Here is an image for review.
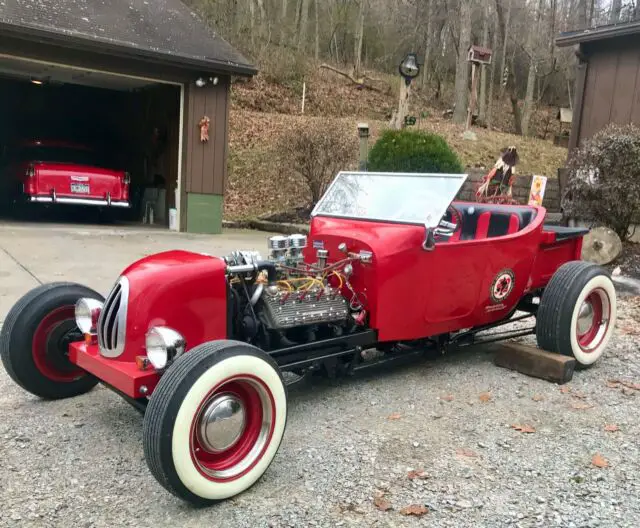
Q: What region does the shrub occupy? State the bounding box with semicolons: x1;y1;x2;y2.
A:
368;129;463;174
564;123;640;240
278;121;356;206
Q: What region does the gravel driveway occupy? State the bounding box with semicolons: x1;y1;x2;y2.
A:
1;223;639;527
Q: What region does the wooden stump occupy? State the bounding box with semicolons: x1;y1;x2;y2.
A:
489;342;576;384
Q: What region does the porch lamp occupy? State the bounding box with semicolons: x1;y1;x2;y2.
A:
399;53;420;85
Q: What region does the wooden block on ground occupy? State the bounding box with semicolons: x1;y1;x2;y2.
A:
490;342;576;384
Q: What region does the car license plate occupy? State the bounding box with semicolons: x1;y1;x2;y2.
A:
71;183;90;194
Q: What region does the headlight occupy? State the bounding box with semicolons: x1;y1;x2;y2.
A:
75;298;103;334
145;327;186;370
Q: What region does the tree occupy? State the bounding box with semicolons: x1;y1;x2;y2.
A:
453;0;472;124
521;0;544;136
353;0;366;77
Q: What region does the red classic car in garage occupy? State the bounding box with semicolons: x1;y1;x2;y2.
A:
1;171;617;506
1;139;130;208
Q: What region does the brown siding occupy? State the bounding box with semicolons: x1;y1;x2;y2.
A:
578;37;640;145
185;77;230;195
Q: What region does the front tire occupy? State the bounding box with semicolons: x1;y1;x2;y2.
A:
0;283;103;399
536;261;617;367
143;340;287;505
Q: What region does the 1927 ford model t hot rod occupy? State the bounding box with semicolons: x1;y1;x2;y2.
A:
1;171;617;505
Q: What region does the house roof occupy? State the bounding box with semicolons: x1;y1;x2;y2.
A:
556;20;640;47
0;0;256;76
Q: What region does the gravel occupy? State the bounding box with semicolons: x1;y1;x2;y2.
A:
1;298;639;528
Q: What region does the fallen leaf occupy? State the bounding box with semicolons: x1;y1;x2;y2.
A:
511;424;536;433
560;386;571;394
604;424;619;432
387;413;402;421
399;504;429;517
532;394;544;402
607;379;640;391
407;469;429;480
373;496;392;511
572;391;587;400
571;402;594;410
591;453;609;468
622;387;637;397
456;448;478;458
441;394;454;401
479;392;492;403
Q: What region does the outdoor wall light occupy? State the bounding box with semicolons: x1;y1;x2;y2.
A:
195;76;220;87
399;53;420;84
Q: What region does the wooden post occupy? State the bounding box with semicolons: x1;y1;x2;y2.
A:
392;80;411;130
301;81;306;114
466;62;480;130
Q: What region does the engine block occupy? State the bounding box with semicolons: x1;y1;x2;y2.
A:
260;290;350;330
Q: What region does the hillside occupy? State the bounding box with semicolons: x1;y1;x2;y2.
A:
225;67;569;221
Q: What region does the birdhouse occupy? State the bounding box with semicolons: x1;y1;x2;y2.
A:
467;45;492;65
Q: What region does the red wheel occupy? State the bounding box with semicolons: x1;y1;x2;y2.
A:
1;283;102;399
190;376;275;482
576;289;610;352
143;340;287;505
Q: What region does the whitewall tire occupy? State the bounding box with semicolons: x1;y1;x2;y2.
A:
143;340;287;505
537;261;617;367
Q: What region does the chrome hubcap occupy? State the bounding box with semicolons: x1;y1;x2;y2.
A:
577;301;594;335
198;394;246;453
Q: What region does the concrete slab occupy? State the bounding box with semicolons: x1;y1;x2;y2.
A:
0;222;276;321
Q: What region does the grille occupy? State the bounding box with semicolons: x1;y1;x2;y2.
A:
98;276;129;358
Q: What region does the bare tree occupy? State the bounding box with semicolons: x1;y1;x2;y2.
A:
297;0;310;51
522;0;544;136
353;0;366;77
421;0;433;88
453;0;472;124
478;0;490;123
610;0;622;22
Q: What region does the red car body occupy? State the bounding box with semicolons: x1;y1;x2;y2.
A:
68;202;582;399
3;140;130;208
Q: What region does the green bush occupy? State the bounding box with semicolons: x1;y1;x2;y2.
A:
368;129;463;173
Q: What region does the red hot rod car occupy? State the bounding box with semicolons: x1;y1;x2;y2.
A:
1;171;617;505
0;140;130;208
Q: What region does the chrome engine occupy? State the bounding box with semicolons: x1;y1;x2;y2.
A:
225;233;364;341
260;287;349;330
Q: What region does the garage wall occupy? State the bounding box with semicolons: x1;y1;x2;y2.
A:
184;76;230;234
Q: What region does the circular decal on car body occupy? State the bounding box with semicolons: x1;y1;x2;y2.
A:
490;269;515;303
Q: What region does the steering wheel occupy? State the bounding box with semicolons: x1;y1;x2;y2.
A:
435;205;462;239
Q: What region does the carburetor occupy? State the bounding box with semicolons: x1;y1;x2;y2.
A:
268;234;307;266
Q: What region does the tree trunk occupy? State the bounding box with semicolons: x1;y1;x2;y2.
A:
510;93;523;135
297;0;310;51
453;0;472;124
478;0;490;123
577;0;588;29
421;0;433;87
354;0;366;78
487;13;499;128
610;0;622;23
496;0;512;99
249;0;255;46
521;0;543;136
314;0;320;60
280;0;288;44
255;0;267;39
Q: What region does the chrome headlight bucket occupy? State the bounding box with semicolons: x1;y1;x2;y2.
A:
145;326;186;370
75;298;104;334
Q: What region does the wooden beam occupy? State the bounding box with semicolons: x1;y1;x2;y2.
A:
490;342;576;384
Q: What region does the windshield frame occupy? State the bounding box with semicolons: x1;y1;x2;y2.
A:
311;171;468;228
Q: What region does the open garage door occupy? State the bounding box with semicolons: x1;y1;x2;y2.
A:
0;55;182;228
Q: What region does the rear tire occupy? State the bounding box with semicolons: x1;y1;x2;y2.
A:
143;340;287;505
536;261;616;367
0;283;103;399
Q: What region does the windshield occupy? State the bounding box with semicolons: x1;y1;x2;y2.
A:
311;171;467;228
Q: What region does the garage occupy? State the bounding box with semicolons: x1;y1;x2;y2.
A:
0;0;255;234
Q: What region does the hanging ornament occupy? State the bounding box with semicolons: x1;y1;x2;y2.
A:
198;116;211;143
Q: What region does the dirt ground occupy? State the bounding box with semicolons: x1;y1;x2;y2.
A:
1;222;639;528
